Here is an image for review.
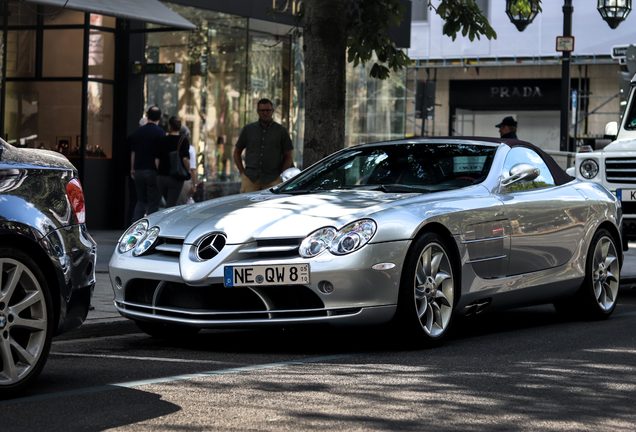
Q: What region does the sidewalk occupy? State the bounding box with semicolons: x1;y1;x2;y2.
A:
85;230;636;326
87;230;124;324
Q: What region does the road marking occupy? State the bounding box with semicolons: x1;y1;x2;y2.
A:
0;354;348;406
49;351;234;365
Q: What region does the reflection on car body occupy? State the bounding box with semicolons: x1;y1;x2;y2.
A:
0;140;95;398
109;137;623;346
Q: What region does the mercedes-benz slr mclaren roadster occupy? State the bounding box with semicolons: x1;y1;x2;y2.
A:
109;138;624;345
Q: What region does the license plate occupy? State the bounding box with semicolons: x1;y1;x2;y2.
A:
224;264;310;287
617;189;636;201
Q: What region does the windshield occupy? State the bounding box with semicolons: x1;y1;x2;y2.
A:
277;142;497;194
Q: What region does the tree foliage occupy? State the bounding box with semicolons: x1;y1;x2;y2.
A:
345;0;543;80
300;0;543;167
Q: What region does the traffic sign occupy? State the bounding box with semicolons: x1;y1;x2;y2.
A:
612;44;629;60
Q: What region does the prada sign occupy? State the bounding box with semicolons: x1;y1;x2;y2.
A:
450;79;581;109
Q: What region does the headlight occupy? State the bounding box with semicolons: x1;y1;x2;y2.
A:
331;219;377;255
118;220;149;254
299;227;337;258
299;219;377;258
579;159;599;179
133;226;160;256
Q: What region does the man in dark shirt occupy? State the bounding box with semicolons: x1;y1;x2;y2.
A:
233;98;293;192
496;116;518;139
129;105;165;221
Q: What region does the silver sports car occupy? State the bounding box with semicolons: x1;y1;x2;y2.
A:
109;138;624;345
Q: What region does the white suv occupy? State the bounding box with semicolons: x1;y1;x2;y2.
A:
573;73;636;240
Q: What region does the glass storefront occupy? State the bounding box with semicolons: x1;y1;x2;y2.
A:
145;4;301;188
346;62;407;145
0;0;408;227
1;3;115;159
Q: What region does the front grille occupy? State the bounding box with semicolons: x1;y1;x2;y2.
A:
152;236;184;257
620;201;636;216
605;157;636;184
120;278;338;322
238;237;303;259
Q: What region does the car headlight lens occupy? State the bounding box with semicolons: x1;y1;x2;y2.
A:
299;219;377;258
579;159;599;179
331;219;377;255
133;226;160;256
118;220;148;254
299;227;337;258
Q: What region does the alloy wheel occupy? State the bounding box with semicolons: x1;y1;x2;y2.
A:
414;242;454;337
0;258;49;387
591;235;619;311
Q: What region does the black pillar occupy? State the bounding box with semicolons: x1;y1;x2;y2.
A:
560;0;573;152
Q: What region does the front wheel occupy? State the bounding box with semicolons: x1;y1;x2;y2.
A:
0;249;53;399
395;232;457;346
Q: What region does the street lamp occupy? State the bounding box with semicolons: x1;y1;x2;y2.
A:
505;0;540;31
507;0;631;153
598;0;632;29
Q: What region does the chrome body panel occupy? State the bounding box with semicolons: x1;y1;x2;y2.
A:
109;138;623;328
0;142;96;334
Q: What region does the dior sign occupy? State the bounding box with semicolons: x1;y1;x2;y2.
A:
490;86;544;99
272;0;302;15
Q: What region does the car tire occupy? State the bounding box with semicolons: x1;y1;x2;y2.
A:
135;320;200;339
395;232;458;347
578;228;620;319
555;229;620;320
0;248;53;399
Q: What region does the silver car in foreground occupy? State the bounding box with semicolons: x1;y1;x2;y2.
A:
109;138;623;345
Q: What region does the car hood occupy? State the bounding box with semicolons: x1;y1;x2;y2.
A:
151;190;419;243
1;142;76;170
598;137;636;153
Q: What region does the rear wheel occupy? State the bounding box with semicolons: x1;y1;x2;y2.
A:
0;248;53;398
395;232;457;346
135;320;200;339
555;229;620;319
580;229;620;319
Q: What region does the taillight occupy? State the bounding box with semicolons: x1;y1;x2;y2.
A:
66;178;86;224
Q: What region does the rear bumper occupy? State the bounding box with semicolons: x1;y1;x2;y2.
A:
41;225;97;334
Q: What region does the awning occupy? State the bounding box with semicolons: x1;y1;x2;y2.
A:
26;0;195;29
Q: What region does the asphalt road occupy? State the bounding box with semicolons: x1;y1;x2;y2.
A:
4;287;636;431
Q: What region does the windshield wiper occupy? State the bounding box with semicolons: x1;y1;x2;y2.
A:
365;184;433;193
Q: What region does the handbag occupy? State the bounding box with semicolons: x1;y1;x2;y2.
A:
168;135;190;180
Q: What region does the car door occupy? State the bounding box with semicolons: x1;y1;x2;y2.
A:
498;147;589;275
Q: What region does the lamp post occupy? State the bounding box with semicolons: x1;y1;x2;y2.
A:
560;1;573;152
506;0;631;153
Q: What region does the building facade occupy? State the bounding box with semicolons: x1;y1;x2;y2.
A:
0;0;407;229
6;1;628;230
405;0;636;163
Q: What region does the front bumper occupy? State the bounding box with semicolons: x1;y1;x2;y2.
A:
109;240;411;328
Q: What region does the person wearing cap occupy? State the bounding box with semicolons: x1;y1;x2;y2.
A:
496;116;518;139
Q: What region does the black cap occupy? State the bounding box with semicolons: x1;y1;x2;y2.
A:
496;116;517;128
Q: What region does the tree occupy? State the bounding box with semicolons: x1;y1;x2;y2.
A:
301;0;539;167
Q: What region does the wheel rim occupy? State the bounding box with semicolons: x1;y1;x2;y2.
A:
414;242;454;337
591;236;620;312
0;258;48;386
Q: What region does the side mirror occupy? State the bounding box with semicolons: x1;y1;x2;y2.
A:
604;121;618;140
280;167;301;182
565;166;575;177
501;163;540;188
